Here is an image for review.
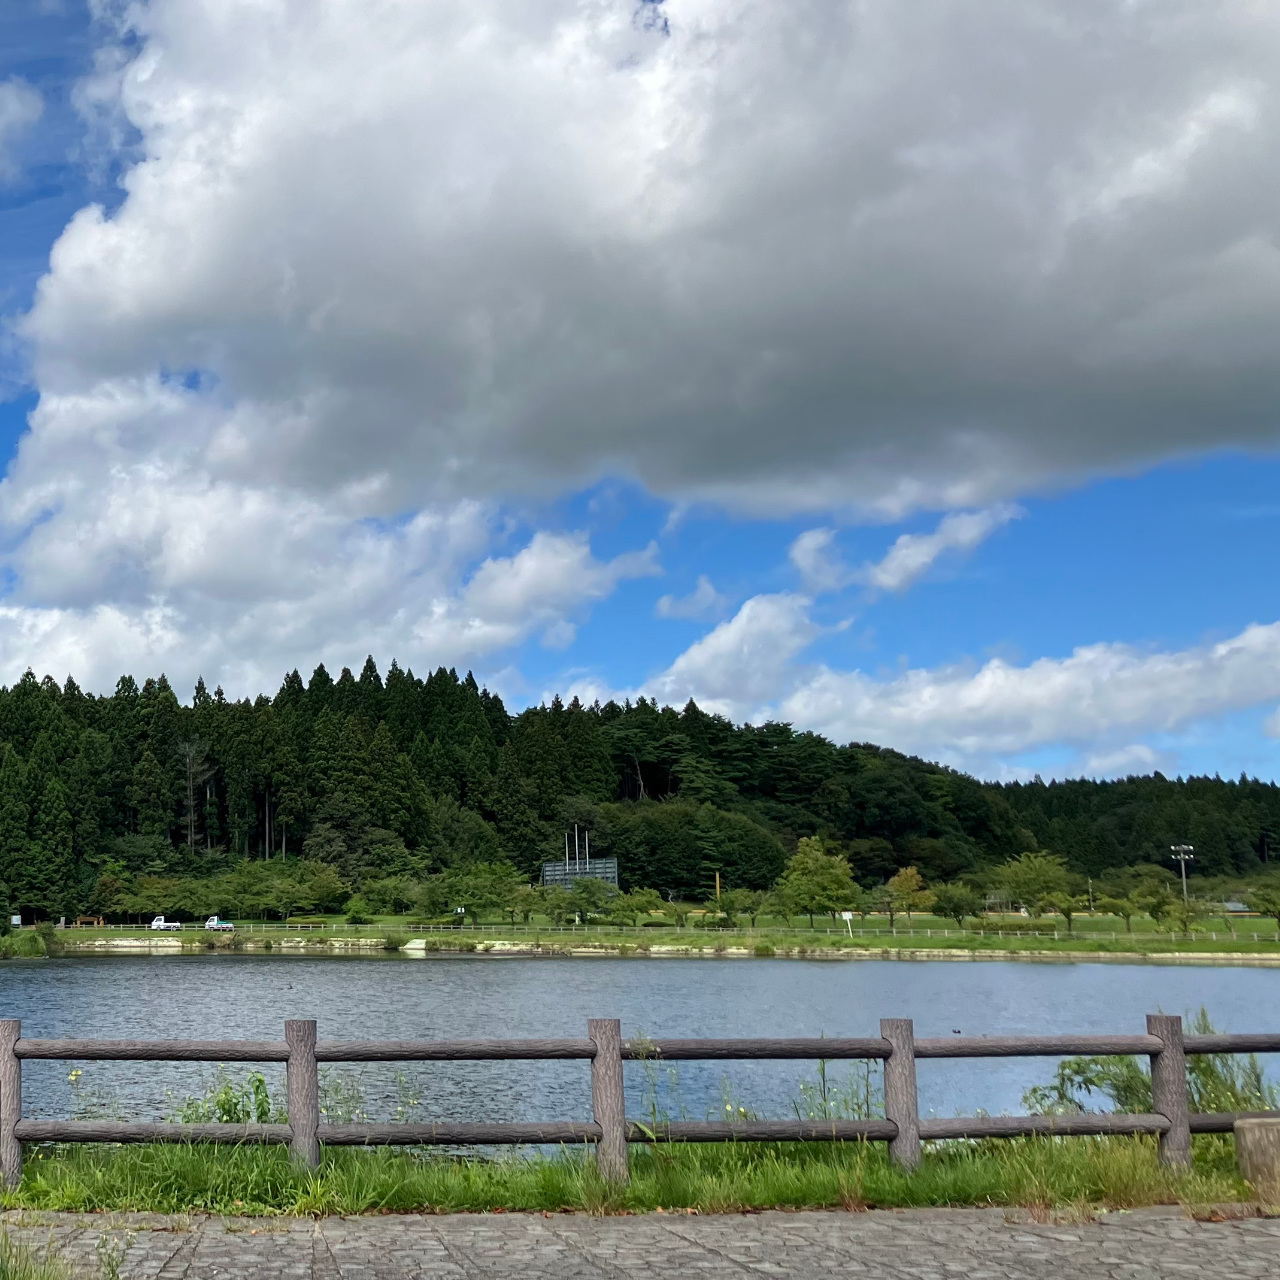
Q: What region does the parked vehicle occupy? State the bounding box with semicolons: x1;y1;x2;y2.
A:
149;916;182;931
204;916;235;932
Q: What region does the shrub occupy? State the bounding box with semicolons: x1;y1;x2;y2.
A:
967;919;1052;935
381;930;409;951
754;943;776;957
0;931;45;959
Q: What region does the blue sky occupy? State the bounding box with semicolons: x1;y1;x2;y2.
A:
4;0;1280;782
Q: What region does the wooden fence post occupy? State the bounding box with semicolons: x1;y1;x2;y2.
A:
0;1019;19;1189
588;1018;629;1184
285;1019;320;1169
881;1017;920;1171
1147;1014;1190;1168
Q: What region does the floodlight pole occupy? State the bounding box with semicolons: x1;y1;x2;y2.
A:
1170;845;1194;902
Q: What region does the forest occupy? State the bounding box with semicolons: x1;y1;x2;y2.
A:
0;657;1277;921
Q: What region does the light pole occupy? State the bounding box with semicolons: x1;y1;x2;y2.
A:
1170;845;1194;902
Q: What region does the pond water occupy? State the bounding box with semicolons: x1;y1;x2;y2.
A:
2;954;1277;1129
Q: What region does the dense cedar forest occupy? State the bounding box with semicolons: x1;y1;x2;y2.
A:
0;657;1276;920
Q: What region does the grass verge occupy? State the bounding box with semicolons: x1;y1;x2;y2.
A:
0;1136;1251;1217
0;1232;68;1280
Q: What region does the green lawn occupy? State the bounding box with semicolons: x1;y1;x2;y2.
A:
0;1135;1256;1217
39;909;1280;958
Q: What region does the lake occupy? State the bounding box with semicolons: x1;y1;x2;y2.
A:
2;954;1277;1129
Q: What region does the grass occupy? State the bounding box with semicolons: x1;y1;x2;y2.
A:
0;1135;1253;1217
0;932;45;960
34;911;1280;961
0;1232;69;1280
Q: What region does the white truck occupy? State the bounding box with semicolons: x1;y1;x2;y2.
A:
204;916;235;932
149;916;182;931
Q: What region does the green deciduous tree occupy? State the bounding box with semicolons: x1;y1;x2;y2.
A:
1096;895;1136;933
996;850;1069;915
776;837;858;928
886;865;932;922
930;882;985;928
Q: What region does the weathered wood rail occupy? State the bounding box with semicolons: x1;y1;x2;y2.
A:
0;1014;1276;1187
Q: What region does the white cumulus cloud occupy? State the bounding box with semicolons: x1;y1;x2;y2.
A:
9;0;1280;709
646;593;818;713
790;506;1019;595
655;574;728;620
21;0;1280;517
856;506;1022;593
0;78;42;179
592;593;1280;773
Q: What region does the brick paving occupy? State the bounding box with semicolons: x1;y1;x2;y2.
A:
3;1206;1278;1279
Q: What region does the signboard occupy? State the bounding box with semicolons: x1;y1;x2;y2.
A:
10;915;20;927
839;911;853;920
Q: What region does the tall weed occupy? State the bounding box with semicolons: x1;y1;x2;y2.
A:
1024;1008;1278;1116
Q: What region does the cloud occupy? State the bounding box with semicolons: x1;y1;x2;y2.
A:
0;78;42;179
606;591;1280;773
856;506;1022;593
437;532;660;653
9;0;1280;703
656;574;728;620
18;0;1280;523
790;506;1019;595
789;530;850;594
781;622;1280;765
0;406;656;694
646;593;817;713
1082;743;1166;778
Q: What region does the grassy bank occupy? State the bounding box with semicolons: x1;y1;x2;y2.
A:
30;915;1280;962
0;1136;1255;1217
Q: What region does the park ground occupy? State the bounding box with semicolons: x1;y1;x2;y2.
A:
12;907;1280;963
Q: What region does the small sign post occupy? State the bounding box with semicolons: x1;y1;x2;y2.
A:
840;910;854;937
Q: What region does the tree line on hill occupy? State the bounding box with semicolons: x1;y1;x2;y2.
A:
0;657;1276;923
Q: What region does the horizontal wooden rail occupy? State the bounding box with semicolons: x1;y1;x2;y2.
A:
1183;1034;1280;1055
14;1121;292;1144
315;1039;595;1061
14;1039;290;1061
319;1122;602;1145
620;1038;889;1060
11;1032;1279;1064
14;1111;1275;1149
1189;1111;1280;1133
914;1035;1163;1058
920;1114;1170;1138
628;1120;898;1142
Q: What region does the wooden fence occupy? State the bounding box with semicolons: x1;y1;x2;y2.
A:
1;1014;1277;1187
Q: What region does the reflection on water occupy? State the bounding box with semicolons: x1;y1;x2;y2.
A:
2;953;1277;1126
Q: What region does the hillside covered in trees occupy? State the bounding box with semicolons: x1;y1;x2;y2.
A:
0;657;1276;920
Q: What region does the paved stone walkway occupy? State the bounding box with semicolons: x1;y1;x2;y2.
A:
3;1206;1277;1279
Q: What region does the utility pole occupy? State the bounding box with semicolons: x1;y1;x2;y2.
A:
1170;845;1194;902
